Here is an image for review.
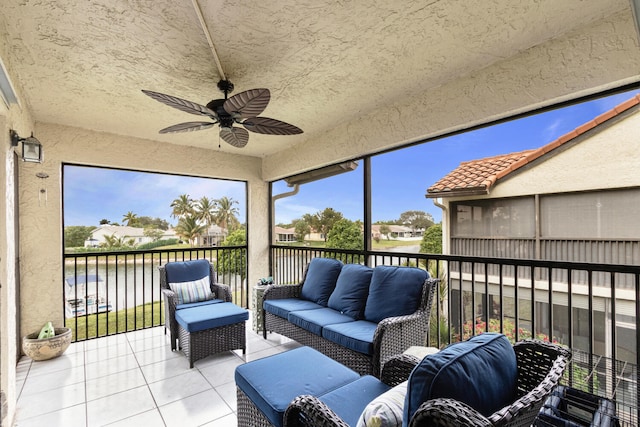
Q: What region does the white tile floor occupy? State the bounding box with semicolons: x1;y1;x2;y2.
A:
14;324;301;427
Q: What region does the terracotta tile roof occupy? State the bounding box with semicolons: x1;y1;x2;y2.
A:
426;94;640;198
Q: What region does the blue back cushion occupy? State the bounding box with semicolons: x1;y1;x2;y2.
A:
327;264;373;319
300;258;343;306
164;259;211;283
364;266;428;323
403;333;518;426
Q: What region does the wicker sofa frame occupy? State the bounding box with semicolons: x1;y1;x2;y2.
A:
261;265;438;377
282;340;571;427
159;262;232;351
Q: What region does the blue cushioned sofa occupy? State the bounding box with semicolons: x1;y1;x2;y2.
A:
279;334;571;427
262;257;438;376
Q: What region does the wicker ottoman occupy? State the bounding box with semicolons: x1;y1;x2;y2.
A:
175;302;249;368
235;346;361;427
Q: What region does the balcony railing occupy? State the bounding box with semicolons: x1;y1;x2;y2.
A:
63;246;248;342
270;245;639;425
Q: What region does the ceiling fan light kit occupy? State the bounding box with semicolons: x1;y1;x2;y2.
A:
142;79;302;148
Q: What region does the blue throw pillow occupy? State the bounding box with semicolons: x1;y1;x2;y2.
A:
402;333;518;427
328;264;373;319
300;258;343;306
363;266;428;323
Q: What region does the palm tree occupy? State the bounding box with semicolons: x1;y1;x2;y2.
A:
174;216;206;246
195;196;217;246
214;196;240;231
122;211;138;226
170;194;194;220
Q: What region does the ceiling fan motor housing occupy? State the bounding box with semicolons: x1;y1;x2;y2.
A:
206;98;235;127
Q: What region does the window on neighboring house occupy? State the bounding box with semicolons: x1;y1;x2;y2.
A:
451;197;535;238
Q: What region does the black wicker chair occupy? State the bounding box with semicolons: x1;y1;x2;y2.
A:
283;339;571;427
158;260;232;351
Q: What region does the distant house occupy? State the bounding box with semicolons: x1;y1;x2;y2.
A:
84;225;176;247
371;224;422;240
275;226;296;242
199;224;227;246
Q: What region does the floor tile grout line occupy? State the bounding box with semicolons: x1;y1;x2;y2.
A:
126;329;169;427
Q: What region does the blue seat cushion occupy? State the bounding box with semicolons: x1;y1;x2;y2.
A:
175;302;248;333
300;257;343;306
364;266;428;323
288;308;355;335
328;264;373;319
321;320;377;355
403;333;518;427
263;298;324;319
319;376;390;426
176;299;224;310
164;259;211;283
235;346;360;427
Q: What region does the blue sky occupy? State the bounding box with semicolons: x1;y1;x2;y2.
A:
274;89;640;224
65;89;639;227
63;168;246;227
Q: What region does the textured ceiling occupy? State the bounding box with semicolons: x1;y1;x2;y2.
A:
0;0;633;158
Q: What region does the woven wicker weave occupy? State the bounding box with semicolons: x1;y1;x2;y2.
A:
178;319;245;368
282;340;571;427
237;386;281;427
159;262;232;351
262;270;438;377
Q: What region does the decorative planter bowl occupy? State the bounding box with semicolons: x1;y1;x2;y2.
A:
22;327;72;361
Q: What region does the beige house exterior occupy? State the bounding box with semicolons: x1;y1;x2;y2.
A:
2;3;640;425
85;225;177;247
426;96;640;361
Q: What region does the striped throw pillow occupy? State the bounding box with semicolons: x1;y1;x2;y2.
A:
169;276;213;304
356;381;407;427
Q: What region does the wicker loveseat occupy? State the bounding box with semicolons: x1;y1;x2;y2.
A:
282;334;571;427
262;257;438;377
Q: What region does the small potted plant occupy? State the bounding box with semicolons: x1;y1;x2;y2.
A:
22;321;72;361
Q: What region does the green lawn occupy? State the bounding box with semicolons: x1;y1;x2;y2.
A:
66;301;164;341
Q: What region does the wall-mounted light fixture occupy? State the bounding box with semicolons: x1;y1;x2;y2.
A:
10;129;43;163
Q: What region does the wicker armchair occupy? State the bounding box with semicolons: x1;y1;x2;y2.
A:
159;260;232;351
262;263;437;377
283;339;571;427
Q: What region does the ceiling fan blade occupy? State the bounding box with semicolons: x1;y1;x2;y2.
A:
220;127;249;148
223;88;270;119
142;90;217;119
242;117;303;135
159;122;215;134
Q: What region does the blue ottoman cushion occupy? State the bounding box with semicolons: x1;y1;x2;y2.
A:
321;320;378;355
300;257;343;306
288;308;355;335
364;266;429;323
263;298;324;319
403;333;518;426
175;302;248;333
319;375;390;426
235;347;360;427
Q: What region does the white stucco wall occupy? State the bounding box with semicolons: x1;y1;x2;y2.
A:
490;109;640;198
0;84;35;427
262;10;640;182
18;122;269;339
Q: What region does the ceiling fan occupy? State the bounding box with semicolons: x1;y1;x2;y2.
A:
142;79;303;148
